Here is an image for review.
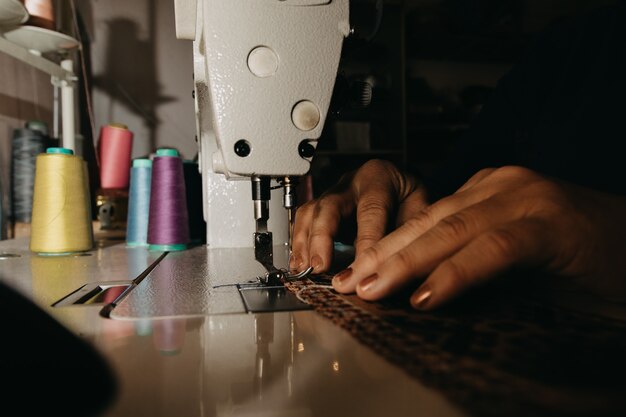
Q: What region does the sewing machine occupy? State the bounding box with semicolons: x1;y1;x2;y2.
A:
174;0;349;283
157;0;353;313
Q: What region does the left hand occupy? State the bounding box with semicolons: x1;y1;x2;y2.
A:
291;159;424;274
332;166;626;310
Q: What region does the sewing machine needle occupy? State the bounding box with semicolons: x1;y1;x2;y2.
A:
287;207;294;254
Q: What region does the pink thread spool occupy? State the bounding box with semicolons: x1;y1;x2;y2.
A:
99;123;133;189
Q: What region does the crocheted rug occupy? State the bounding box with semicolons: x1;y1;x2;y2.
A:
285;276;626;417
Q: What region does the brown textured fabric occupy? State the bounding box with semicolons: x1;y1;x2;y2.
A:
286;276;626;417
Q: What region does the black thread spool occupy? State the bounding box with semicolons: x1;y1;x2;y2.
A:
183;160;206;244
11;126;48;224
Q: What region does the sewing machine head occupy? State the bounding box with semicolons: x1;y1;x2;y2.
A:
174;0;350;257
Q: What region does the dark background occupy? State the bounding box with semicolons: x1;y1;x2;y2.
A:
309;0;618;197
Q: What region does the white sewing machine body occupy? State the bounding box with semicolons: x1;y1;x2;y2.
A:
174;0;350;248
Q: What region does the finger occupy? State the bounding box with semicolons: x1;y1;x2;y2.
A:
293;170;359;271
352;186;396;255
333;190;496;294
410;218;551;311
396;186;429;227
456;168;497;193
334;186;507;294
394;168;490;231
306;193;354;273
308;160;417;273
351;197;519;299
352;161;418;255
291;202;315;271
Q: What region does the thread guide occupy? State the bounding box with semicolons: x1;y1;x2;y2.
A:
52;281;133;307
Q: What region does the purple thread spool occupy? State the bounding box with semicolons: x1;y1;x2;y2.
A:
147;148;189;251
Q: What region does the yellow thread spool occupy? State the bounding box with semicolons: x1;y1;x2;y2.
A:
30;147;94;255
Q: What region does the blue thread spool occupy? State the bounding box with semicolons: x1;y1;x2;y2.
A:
126;158;153;247
147;148;189;251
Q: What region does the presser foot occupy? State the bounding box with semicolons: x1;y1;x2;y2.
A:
254;229;314;287
256;266;314;286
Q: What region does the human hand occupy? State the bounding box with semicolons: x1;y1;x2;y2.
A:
331;166;626;310
291;159;427;273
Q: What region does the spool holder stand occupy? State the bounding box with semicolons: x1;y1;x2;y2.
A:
0;36;77;152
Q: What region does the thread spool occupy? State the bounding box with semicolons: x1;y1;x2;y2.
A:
98;123;133;190
11;126;48;224
30;147;94;255
126;158;152;246
183;160;206;244
22;0;55;30
147;148;189;251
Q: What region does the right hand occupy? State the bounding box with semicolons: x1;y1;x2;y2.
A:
291;159;427;273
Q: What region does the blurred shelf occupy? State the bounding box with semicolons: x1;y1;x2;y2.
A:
0;20;78;153
1;24;79;55
0;20;79;85
0;0;28;27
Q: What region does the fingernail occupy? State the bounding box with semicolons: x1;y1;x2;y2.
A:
411;287;432;310
289;254;302;271
358;273;379;292
333;268;353;286
311;255;323;272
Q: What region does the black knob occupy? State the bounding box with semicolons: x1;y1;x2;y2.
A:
234;140;251;157
298;140;315;159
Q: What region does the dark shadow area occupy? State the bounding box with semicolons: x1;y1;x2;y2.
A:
73;5;101;220
1;280;118;416
310;0;622;196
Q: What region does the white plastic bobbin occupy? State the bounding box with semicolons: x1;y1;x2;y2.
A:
292;100;320;131
247;46;279;78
